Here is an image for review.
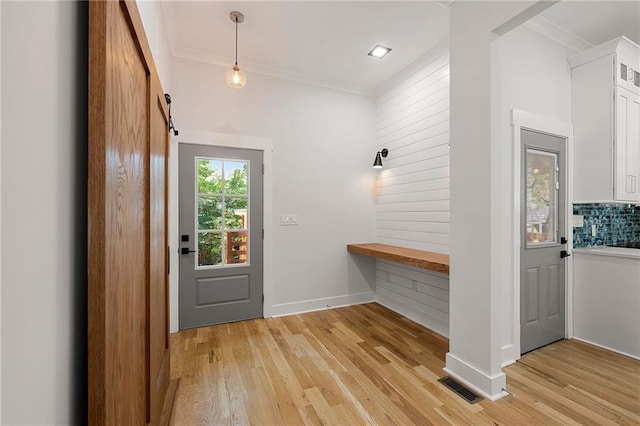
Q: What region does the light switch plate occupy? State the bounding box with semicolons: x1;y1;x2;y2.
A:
573;214;584;227
280;214;298;226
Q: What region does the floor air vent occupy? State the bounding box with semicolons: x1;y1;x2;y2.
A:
438;376;484;404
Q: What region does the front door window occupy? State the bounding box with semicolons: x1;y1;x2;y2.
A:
196;158;249;267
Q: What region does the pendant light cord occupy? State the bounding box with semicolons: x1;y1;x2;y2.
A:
234;16;238;66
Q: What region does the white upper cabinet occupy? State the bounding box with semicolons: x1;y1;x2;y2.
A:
616;86;640;201
570;37;640;203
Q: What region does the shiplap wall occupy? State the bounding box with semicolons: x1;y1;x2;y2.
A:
374;44;451;336
376;261;449;336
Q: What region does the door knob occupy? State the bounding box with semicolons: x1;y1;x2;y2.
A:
561;237;568;244
181;247;196;255
560;250;571;258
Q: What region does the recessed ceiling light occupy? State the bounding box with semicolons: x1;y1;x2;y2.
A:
368;45;392;59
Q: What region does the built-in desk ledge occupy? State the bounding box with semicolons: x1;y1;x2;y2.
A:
347;243;449;275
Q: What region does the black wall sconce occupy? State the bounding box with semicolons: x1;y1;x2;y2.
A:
373;148;388;169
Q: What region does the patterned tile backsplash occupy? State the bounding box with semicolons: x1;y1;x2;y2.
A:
573;203;640;247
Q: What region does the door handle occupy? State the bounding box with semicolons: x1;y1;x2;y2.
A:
181;247;196;255
560;250;571;258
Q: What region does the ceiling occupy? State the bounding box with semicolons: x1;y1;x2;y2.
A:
539;1;640;47
161;1;640;97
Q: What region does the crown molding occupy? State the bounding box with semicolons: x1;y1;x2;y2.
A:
523;15;594;53
170;45;375;97
436;0;457;9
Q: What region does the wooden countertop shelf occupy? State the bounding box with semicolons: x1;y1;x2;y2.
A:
347;243;449;275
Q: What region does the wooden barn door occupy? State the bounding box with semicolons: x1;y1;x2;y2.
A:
88;0;169;424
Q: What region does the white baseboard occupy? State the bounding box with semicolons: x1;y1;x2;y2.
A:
270;291;375;318
375;292;449;338
571;337;640;361
444;353;507;401
501;343;519;367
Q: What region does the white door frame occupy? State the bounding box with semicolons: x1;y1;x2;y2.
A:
169;129;274;332
510;109;574;361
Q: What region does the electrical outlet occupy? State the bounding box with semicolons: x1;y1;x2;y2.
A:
573;215;584;227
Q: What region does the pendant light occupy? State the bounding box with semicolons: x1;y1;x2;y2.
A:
226;11;247;89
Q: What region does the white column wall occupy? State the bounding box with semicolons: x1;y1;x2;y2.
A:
446;0;545;401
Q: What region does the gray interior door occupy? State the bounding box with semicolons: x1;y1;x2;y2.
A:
520;129;567;354
179;143;263;329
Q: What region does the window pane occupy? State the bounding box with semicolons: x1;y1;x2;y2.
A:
225;197;248;230
224;161;248;195
198;196;222;230
526;150;557;245
198;232;222;266
225;231;247;265
195;157;251;268
198;159;222;194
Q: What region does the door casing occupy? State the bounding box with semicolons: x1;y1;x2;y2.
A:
510;109;574;362
168;130;274;332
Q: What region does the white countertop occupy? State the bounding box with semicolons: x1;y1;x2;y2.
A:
573;246;640;260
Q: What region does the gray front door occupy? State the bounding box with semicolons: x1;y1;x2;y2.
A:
520;129;567;354
179;143;263;329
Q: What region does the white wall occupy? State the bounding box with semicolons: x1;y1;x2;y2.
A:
0;3;2;422
376;261;449;336
1;1;87;423
375;44;450;254
447;0;542;401
373;43;451;336
137;0;172;91
0;1;3;419
491;24;574;364
169;56;377;328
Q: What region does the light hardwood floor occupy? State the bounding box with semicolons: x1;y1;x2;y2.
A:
166;303;639;425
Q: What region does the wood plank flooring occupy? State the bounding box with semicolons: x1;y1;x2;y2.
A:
167;303;640;425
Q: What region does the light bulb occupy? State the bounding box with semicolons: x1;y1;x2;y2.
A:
226;65;247;89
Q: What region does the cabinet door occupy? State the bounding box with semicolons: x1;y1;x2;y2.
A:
615;86;640;201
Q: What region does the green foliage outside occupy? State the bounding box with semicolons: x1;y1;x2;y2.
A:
196;159;249;265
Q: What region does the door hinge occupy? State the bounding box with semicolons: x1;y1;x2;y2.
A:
262;229;264;239
262;294;264;303
262;164;265;175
